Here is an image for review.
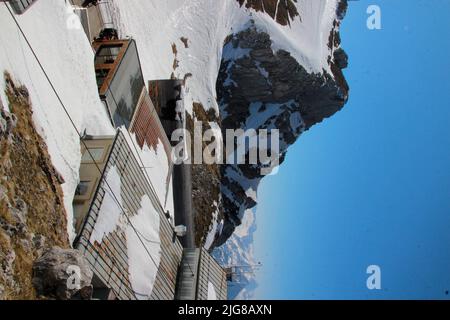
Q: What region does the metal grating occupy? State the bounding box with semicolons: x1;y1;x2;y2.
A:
175;248;228;300
175;249;200;300
197;248;228;300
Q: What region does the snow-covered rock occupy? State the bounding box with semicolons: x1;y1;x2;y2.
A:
216;0;349;246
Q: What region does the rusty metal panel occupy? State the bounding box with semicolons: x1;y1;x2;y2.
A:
130;87;171;151
130;87;173;186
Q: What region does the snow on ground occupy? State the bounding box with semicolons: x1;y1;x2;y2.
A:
0;0;114;242
107;0;339;116
109;0;239;115
90;166;126;244
256;0;339;74
126;194;161;300
139;139;171;206
207;281;218;300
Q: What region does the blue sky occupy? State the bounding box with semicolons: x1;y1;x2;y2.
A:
253;0;450;299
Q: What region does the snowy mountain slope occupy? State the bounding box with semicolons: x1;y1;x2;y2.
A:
109;0;241;116
216;0;348;250
109;1;349;299
239;0;342;74
106;0;343;114
0;0;114;242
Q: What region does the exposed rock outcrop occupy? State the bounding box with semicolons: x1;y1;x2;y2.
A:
0;73;70;299
187;103;224;246
32;247;93;300
215;2;349;246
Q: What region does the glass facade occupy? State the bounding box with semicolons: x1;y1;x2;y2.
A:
95;69;109;90
75;181;91;197
103;41;145;128
9;0;38;14
95;44;122;65
81;147;105;162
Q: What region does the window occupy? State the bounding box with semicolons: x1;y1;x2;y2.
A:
9;0;38;15
82;147;105;162
95;45;123;65
95;69;110;90
75;181;91;196
106;41;145;128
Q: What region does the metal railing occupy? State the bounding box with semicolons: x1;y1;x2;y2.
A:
6;0;38;14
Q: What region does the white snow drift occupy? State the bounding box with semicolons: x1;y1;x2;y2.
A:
90;165;126;244
126;194;161;299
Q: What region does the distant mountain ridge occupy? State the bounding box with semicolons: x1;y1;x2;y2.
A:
213;209;258;299
216;0;349;246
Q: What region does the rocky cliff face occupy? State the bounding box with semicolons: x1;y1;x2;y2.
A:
215;0;349;246
0;74;71;299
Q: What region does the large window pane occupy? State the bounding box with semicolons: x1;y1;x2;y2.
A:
95;45;122;65
82;147;105;162
105;41;144;128
96;69;110;90
75;181;91;196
